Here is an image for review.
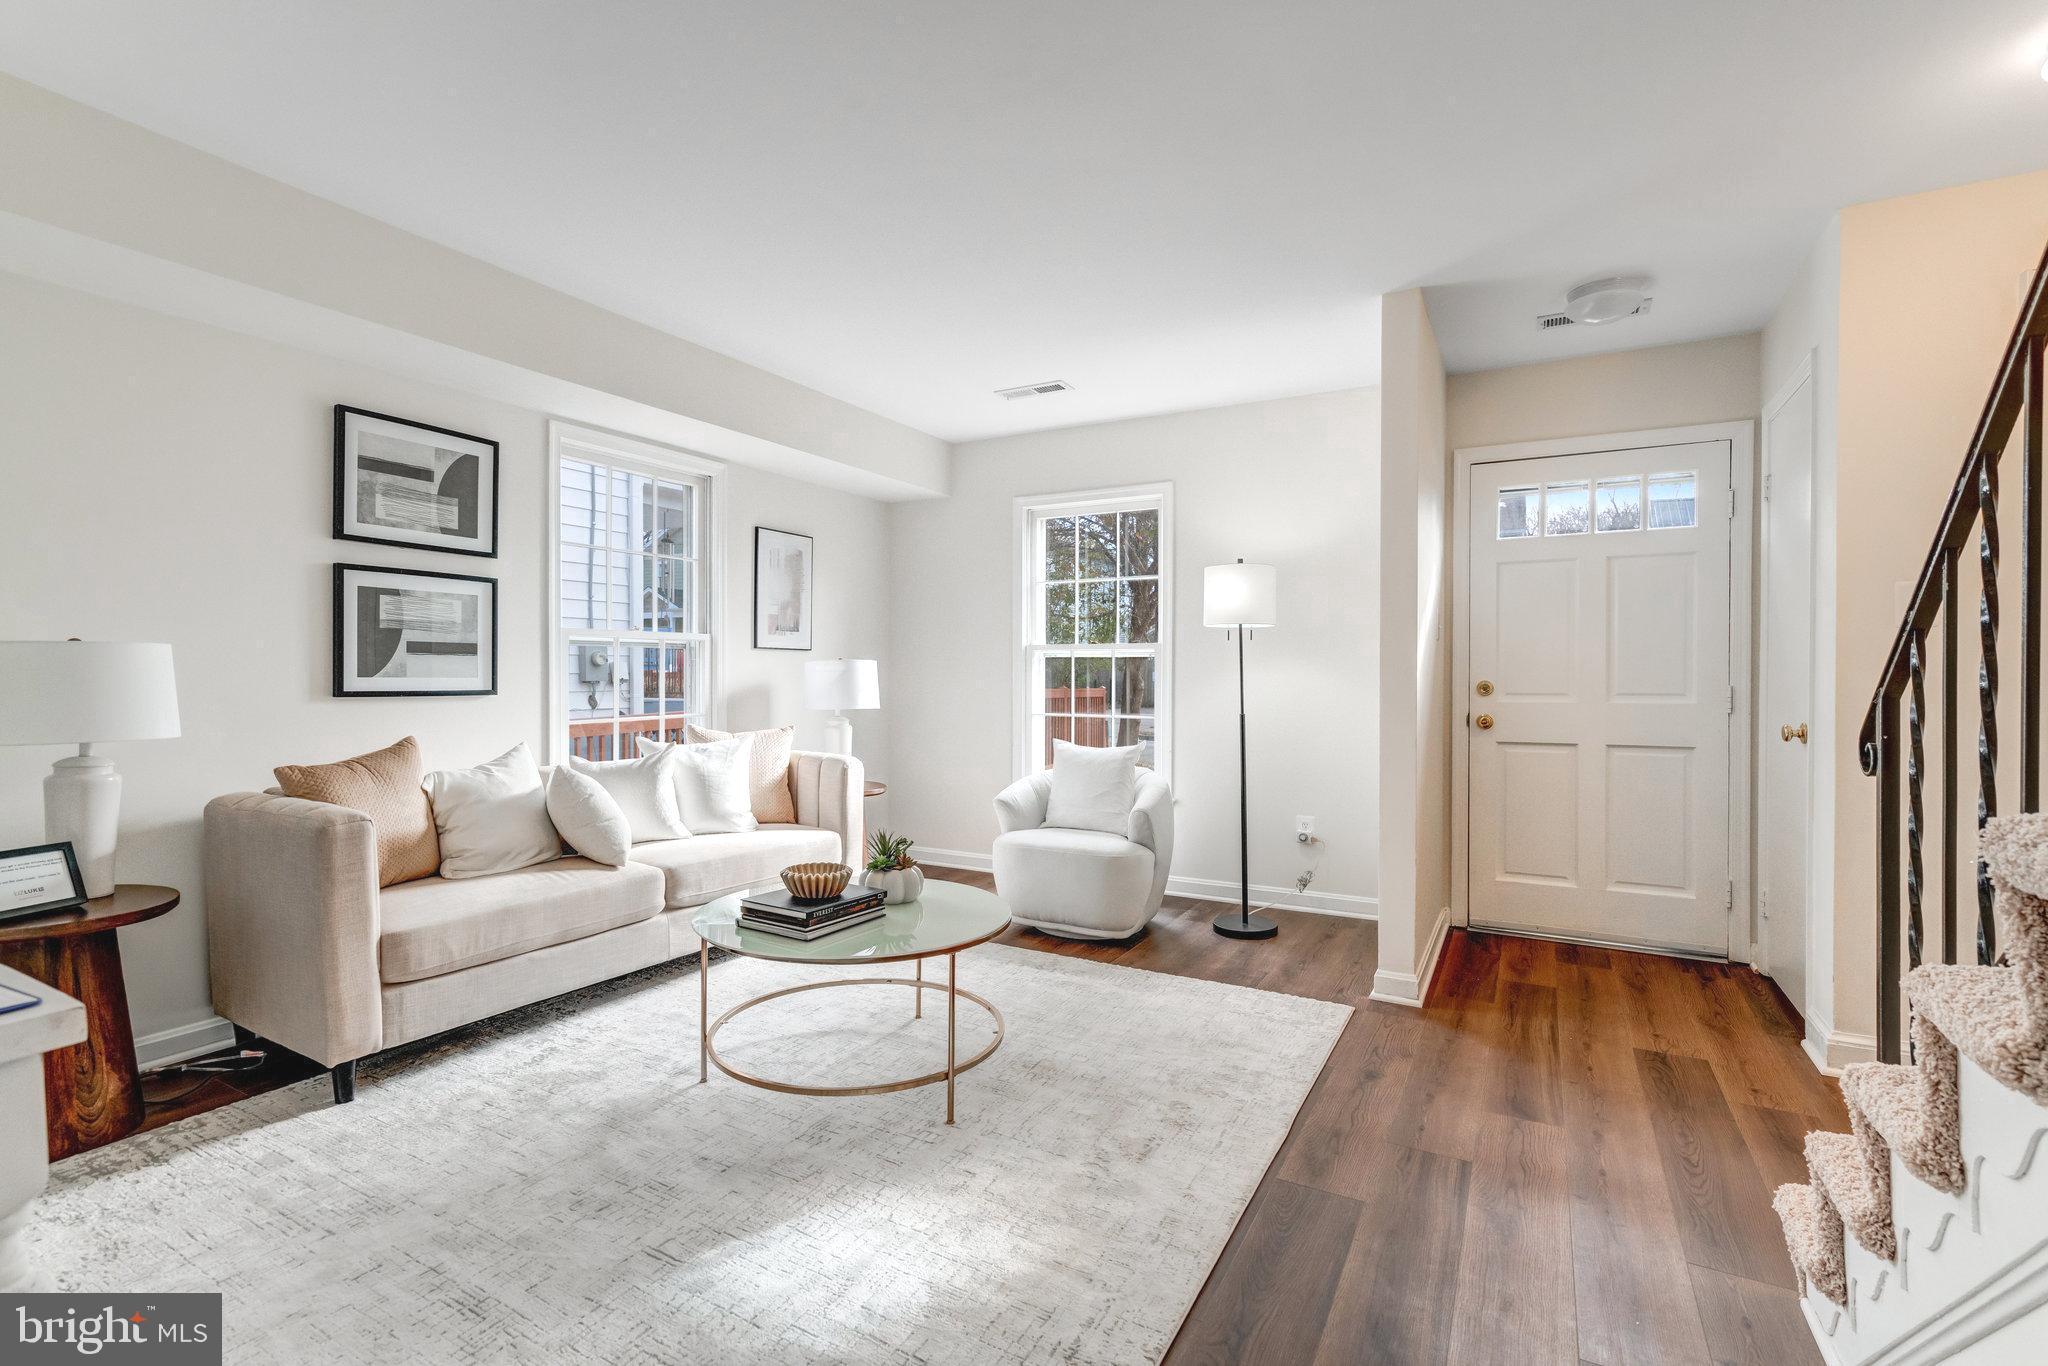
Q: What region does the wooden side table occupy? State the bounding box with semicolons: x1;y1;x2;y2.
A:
863;779;888;798
0;885;179;1161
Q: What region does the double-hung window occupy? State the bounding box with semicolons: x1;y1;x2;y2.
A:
551;425;718;761
1019;485;1172;778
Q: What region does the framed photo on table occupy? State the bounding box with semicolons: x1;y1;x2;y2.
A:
753;526;814;650
0;842;88;924
334;405;499;558
333;563;499;697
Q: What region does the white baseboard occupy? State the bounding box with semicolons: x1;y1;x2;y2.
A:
1369;905;1452;1007
1800;1018;1879;1077
136;1015;236;1070
914;847;1378;920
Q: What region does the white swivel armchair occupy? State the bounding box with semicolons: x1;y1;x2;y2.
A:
992;769;1174;938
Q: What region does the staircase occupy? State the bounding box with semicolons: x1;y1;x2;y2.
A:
1774;813;2048;1364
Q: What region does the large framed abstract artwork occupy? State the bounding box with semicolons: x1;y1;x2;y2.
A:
333;563;498;697
753;526;813;650
334;405;499;558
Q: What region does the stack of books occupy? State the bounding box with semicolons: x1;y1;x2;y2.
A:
738;885;887;940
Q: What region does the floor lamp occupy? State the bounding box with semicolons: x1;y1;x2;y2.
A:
1204;560;1278;940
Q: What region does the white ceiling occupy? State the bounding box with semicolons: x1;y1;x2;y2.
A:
3;2;2047;441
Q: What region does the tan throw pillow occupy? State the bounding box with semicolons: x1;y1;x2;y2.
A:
685;723;797;824
275;736;442;887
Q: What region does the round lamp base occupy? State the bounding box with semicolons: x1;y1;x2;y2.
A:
1212;909;1278;940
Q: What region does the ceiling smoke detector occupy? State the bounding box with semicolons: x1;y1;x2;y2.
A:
996;379;1074;400
1560;276;1652;325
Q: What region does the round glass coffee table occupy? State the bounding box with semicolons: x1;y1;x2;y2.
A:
692;880;1010;1124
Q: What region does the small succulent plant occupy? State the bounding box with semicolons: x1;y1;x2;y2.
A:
866;829;917;873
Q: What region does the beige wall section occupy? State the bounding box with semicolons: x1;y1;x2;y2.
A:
0;272;895;1063
1762;217;1843;1057
1373;289;1452;1003
0;73;948;498
1447;333;1762;451
884;390;1382;914
1827;170;2048;1052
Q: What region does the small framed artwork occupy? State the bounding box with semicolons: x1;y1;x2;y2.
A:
0;842;88;924
334;405;499;558
334;563;498;697
754;526;814;650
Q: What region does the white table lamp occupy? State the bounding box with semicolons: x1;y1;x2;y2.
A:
0;641;181;898
1203;561;1278;940
804;658;879;756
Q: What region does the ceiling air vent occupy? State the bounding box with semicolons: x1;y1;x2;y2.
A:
996;379;1074;400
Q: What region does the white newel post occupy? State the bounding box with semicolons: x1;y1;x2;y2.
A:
0;965;87;1293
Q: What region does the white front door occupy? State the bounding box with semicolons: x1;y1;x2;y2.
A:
1467;441;1734;955
1759;370;1816;1006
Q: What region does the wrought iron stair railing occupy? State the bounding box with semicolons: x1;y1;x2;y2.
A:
1860;242;2048;1063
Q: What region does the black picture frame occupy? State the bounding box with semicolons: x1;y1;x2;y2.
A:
753;526;815;650
333;404;500;558
0;841;88;923
332;562;500;698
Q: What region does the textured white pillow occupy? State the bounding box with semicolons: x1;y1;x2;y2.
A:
423;743;563;879
638;734;758;834
545;765;632;866
567;749;688;843
1043;740;1142;835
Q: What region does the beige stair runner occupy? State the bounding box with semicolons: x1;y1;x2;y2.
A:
1773;812;2048;1305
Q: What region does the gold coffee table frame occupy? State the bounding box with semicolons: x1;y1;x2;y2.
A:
694;886;1010;1124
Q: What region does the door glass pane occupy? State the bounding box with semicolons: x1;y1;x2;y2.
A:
1648;472;1698;528
565;641;617;761
1595;476;1642;532
1078;513;1117;579
1119;578;1160;643
1544;481;1590;536
1079;580;1117;644
1042;654;1072;714
1044;517;1076;581
1119;509;1159;576
1498;486;1538;539
1044;583;1076;644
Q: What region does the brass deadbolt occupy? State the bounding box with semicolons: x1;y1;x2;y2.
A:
1476;679;1494;697
1475;714;1495;731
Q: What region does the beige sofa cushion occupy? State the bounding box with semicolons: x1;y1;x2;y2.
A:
629;826;841;909
377;856;663;983
275;735;440;886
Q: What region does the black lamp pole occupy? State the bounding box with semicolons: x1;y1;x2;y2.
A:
1214;577;1277;940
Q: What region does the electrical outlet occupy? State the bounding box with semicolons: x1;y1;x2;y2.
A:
1295;815;1315;843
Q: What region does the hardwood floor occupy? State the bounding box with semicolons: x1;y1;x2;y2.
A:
133;869;1843;1365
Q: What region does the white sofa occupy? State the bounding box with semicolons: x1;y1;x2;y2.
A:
991;769;1173;938
203;751;862;1102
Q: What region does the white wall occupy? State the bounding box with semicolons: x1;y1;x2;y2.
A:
883;390;1381;914
0;272;894;1062
1447;333;1762;452
1372;289;1451;1003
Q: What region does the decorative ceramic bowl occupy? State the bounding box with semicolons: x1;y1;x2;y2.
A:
781;862;852;902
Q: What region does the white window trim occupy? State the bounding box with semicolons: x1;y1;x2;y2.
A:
1012;482;1175;782
545;420;725;765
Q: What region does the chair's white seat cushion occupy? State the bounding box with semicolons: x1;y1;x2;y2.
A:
378;857;663;983
993;826;1155;936
628;826;842;909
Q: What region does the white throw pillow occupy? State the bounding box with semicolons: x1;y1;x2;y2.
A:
1043;740;1142;835
545;765;632;866
638;734;758;834
423;743;563;879
567;749;689;843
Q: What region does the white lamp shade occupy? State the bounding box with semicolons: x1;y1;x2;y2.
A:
804;657;880;711
0;641;181;745
1203;563;1278;629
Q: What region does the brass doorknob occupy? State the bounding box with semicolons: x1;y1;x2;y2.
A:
1475;679;1494;697
1475;714;1495;731
1781;723;1808;744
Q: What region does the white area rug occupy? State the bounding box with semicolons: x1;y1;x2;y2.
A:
32;944;1348;1365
